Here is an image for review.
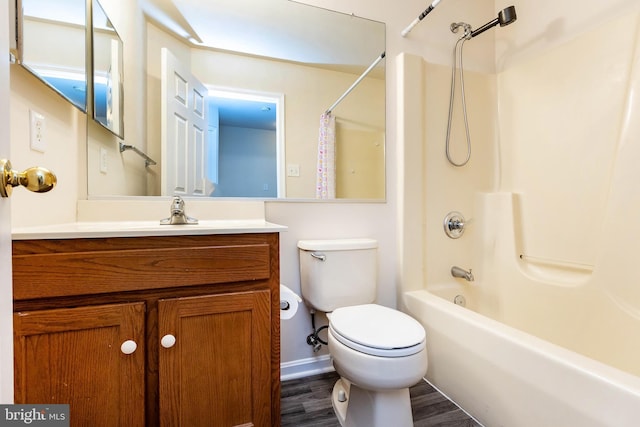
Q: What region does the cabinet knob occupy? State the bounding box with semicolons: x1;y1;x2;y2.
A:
161;334;176;348
120;340;138;355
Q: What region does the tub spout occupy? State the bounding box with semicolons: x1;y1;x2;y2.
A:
451;266;474;281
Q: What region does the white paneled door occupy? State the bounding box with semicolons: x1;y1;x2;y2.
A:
0;0;15;403
161;48;209;197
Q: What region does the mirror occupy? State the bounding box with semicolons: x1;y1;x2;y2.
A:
16;0;87;111
88;0;385;199
92;0;124;138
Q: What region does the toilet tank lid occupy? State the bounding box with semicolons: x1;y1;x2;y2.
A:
297;238;378;251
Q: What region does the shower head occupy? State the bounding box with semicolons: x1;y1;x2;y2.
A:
470;5;517;38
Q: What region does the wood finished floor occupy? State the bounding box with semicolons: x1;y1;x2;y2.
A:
281;371;481;427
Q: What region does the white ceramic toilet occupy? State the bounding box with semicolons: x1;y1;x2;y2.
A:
298;238;428;427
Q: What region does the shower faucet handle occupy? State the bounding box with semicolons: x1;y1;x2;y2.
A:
444;211;467;239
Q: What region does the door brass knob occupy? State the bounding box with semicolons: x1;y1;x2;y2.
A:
0;159;57;198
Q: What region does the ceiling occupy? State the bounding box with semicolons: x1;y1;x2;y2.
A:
142;0;385;69
25;0;384;69
212;97;277;131
24;0;85;25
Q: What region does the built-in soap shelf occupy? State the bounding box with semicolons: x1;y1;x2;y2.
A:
518;254;594;273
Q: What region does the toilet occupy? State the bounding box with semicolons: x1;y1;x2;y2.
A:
298;238;428;427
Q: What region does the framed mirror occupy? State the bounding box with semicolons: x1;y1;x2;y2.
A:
92;0;124;138
87;0;385;200
16;0;87;111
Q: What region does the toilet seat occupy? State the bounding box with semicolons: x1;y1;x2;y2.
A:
329;304;426;357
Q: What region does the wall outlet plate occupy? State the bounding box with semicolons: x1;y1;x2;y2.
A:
29;110;46;152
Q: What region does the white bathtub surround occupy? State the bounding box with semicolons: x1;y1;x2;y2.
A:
398;2;640;426
471;192;640;374
401;192;640;426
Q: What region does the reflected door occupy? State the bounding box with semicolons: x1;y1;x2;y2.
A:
161;48;209;196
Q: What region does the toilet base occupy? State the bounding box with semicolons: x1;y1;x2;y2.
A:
331;378;414;427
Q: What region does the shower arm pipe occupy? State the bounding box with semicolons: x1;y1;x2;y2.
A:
325;52;385;115
401;0;443;37
470;18;500;38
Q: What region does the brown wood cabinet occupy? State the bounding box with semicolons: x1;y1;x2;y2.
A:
12;233;281;427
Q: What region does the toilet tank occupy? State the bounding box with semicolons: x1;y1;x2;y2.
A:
298;238;378;312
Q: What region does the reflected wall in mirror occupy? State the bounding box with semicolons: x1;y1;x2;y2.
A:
87;0;385;200
92;0;124;138
17;0;87;111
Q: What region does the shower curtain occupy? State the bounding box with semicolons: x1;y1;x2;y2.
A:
316;112;336;199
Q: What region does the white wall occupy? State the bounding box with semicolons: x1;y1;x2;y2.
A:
9;67;85;227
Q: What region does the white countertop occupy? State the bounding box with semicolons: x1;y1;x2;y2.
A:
12;220;287;240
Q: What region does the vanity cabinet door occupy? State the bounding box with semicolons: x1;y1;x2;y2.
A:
158;290;271;427
13;302;146;427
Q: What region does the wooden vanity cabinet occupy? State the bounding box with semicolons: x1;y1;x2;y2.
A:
13;302;146;426
12;233;281;427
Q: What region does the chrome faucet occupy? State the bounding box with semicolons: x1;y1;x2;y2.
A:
160;196;199;225
451;266;474;282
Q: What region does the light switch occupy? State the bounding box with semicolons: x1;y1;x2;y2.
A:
100;148;108;174
287;164;300;177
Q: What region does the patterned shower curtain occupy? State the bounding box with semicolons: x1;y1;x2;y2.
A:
316;112;336;199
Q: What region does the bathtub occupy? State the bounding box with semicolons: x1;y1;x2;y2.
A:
404;285;640;427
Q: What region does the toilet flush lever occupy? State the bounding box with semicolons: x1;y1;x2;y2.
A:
311;252;326;261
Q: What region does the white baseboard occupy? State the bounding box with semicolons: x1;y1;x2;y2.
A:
280;354;335;381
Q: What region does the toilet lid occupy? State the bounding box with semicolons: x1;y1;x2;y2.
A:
329;304;426;357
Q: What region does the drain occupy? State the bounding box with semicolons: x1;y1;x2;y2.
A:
454;295;466;307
